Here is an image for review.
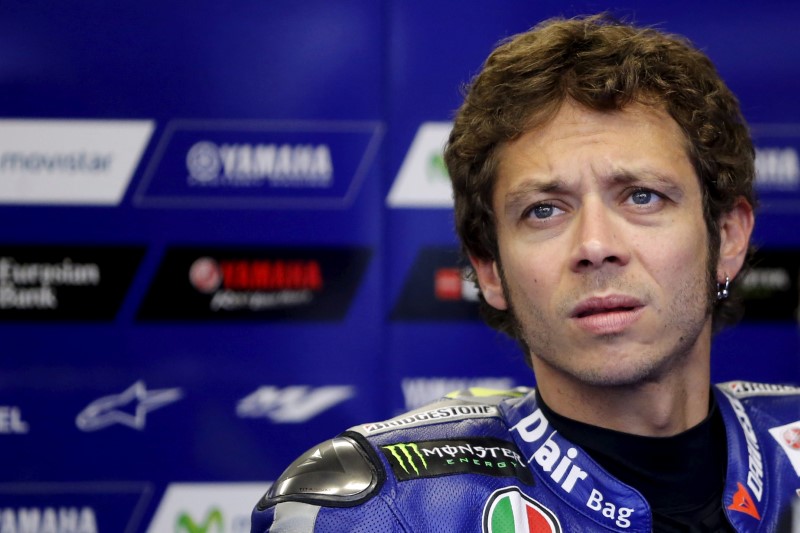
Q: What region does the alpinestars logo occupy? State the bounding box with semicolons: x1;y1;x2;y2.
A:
75;381;183;431
482;487;561;533
236;385;355;423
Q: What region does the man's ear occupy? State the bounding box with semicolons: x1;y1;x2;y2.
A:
470;255;509;310
717;197;755;281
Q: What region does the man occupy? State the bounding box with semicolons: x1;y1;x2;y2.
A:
251;15;800;532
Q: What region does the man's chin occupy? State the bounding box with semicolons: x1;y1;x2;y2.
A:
542;355;670;389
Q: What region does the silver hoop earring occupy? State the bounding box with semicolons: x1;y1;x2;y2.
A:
716;275;730;301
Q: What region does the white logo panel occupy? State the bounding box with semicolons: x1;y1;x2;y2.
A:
0;119;154;205
769;421;800;476
146;483;268;533
387;122;454;208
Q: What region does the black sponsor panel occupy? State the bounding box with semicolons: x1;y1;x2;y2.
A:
393;247;800;323
0;245;145;321
740;249;800;321
380;437;534;484
392;246;481;321
138;246;371;321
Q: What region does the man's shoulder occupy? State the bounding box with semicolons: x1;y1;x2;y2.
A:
715;380;800;427
715;380;800;401
255;387;531;513
348;386;529;438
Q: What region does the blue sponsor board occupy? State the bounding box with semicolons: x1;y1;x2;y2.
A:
133;120;382;208
0;483;152;533
0;2;799;533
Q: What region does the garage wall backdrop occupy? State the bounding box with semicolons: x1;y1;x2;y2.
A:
1;1;799;531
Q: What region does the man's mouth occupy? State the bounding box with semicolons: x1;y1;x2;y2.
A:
570;295;645;334
571;295;644;317
574;304;639;318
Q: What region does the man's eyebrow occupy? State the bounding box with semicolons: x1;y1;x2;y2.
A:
502;170;686;214
607;170;685;196
503;179;568;214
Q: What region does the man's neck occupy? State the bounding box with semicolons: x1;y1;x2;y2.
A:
531;350;712;437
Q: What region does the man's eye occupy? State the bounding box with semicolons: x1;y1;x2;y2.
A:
530;204;555;219
629;189;657;205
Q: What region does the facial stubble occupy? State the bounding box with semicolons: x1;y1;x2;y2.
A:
496;254;717;389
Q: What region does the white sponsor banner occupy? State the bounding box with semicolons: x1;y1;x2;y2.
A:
0;119;154;205
769;421;800;476
387;122;454;208
146;483;269;533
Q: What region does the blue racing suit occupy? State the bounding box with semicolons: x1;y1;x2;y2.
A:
251;381;800;532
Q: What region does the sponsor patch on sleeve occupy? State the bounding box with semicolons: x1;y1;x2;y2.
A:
719;381;800;399
380;437;534;484
769;421;800;476
482;487;561;533
358;403;500;435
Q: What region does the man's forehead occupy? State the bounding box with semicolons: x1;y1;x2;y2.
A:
517;99;680;141
493;100;699;212
497;100;690;172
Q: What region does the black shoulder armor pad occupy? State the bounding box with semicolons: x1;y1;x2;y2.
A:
257;431;384;510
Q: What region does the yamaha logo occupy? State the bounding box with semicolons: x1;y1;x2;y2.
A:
184;140;333;186
189;257;223;294
186;141;222;183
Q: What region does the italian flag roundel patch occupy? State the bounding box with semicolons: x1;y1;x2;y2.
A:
483;487;562;533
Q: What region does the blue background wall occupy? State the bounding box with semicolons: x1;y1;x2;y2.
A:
1;2;798;531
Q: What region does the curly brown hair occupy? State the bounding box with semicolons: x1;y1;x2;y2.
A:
443;14;756;351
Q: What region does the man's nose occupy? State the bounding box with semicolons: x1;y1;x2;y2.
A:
569;199;630;273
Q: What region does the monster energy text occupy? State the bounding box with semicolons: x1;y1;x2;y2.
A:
381;438;534;484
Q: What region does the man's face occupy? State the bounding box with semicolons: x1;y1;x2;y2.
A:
474;100;717;386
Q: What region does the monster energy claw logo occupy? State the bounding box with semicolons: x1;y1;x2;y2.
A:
381;438;535;484
177;508;224;533
383;443;428;475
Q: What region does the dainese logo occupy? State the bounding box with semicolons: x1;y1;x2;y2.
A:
727;482;761;520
